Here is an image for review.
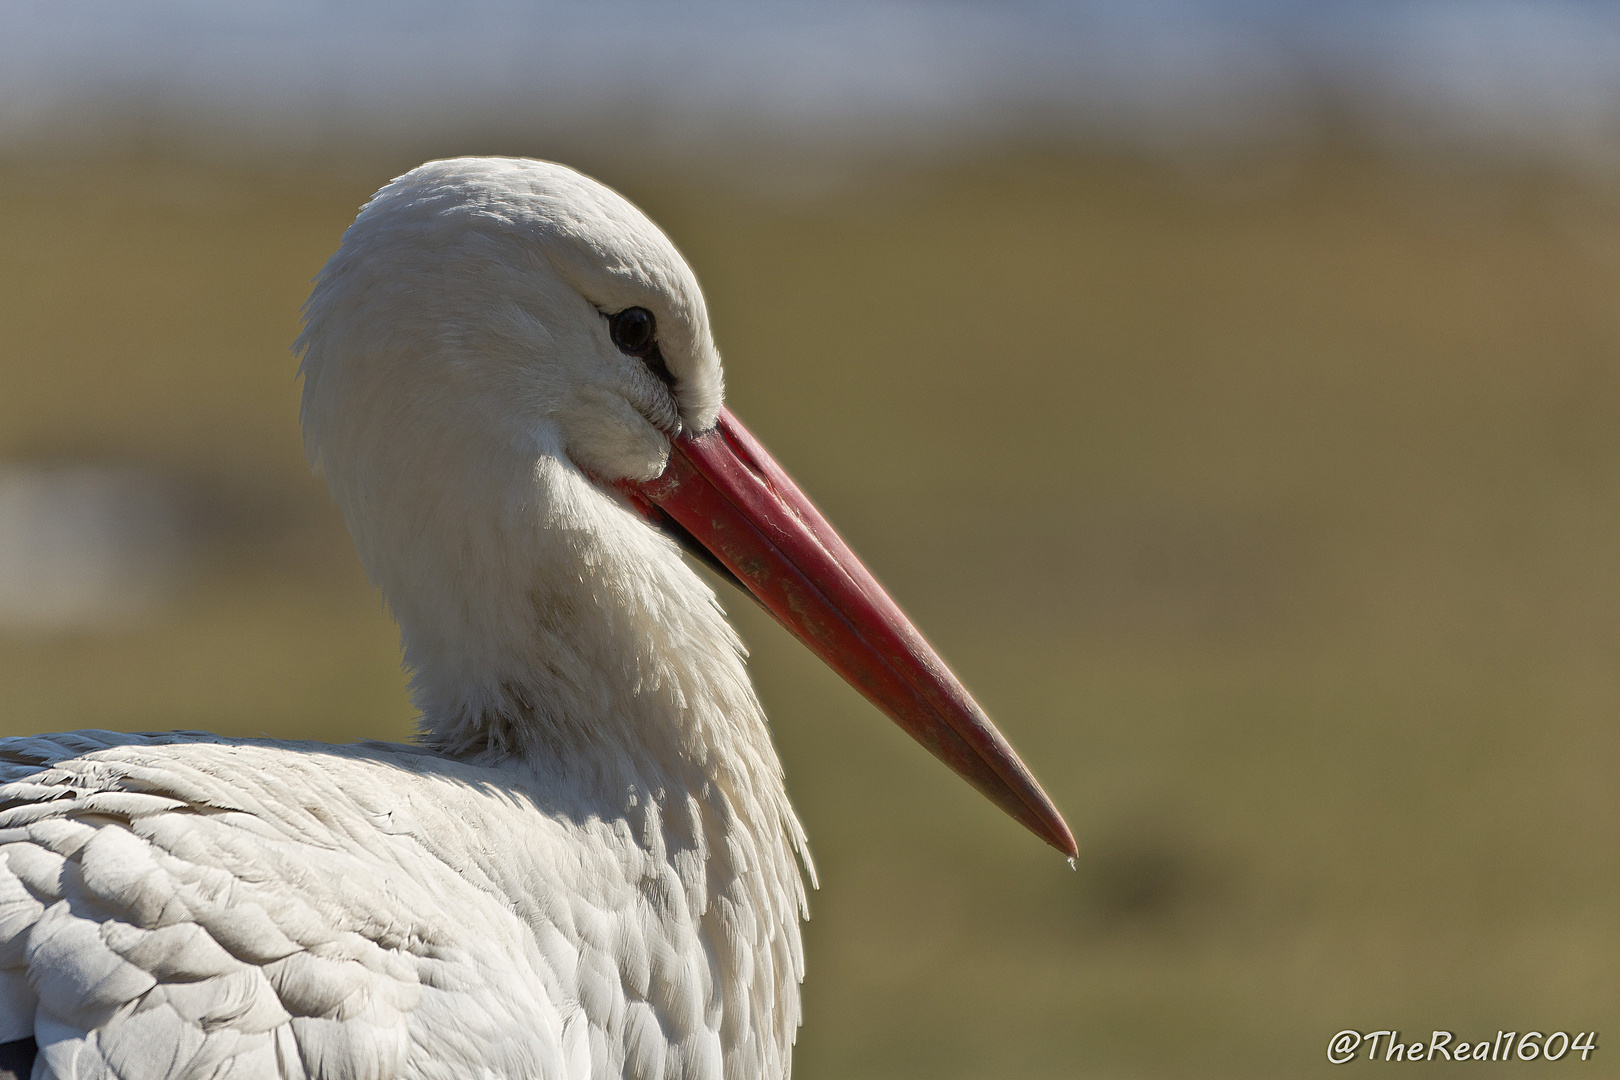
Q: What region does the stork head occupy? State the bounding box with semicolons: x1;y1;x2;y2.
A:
297;157;1075;858
298;157;719;489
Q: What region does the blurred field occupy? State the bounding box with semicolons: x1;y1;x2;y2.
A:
2;146;1618;1077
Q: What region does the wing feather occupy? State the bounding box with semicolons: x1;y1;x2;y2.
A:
0;734;573;1079
0;730;803;1080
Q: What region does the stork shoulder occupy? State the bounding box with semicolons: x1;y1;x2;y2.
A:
0;732;597;1079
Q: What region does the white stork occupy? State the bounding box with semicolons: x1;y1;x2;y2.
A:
0;157;1074;1080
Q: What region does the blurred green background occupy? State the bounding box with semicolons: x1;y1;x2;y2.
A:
3;139;1615;1076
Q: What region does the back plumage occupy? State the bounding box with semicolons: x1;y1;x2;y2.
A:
0;730;804;1079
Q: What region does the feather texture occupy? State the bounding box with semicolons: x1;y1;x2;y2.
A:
0;731;806;1079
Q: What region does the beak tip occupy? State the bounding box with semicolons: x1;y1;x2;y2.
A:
1026;797;1078;859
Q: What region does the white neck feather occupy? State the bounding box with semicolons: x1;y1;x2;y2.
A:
327;419;814;1072
344;412;778;792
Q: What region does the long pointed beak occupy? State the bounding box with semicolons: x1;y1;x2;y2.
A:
621;407;1076;858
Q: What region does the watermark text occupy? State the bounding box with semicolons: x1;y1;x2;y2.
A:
1328;1031;1598;1064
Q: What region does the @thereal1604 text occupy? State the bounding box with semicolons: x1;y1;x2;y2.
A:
1327;1030;1598;1064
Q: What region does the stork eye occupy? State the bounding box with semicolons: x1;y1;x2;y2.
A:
609;307;656;356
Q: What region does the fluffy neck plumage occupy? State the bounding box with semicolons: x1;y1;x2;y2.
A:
416;454;744;767
334;411;798;848
327;420;813;1074
351;424;754;770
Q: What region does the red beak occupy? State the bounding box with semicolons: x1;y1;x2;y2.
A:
621;407;1076;858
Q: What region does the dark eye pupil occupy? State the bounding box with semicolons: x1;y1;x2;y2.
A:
610;307;655;355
